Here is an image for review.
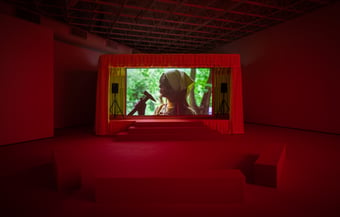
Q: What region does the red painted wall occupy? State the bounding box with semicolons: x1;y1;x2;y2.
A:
213;3;340;134
0;1;133;131
0;1;133;143
0;14;54;145
54;41;102;128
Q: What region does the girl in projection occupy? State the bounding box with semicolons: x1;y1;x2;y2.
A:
154;69;196;115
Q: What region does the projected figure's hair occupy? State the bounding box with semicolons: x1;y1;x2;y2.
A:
155;69;196;115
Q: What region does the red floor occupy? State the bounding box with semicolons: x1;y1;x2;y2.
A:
0;123;339;217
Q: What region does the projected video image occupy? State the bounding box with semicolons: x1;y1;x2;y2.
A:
126;68;212;116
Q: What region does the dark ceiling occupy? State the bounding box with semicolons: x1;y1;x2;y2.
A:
4;0;336;53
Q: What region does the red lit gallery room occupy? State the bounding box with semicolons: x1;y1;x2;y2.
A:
0;0;339;217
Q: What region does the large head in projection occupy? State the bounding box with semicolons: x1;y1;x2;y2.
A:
155;69;196;115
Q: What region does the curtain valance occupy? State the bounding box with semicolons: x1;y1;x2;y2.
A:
100;54;241;68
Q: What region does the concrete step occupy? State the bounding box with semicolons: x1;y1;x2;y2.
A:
115;131;222;141
134;121;204;128
127;126;212;134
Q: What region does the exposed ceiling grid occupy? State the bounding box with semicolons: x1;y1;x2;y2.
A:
3;0;336;53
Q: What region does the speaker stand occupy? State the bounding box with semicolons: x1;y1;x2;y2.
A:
110;93;124;118
217;93;229;118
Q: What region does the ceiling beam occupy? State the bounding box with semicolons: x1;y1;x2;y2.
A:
158;0;219;51
103;34;203;47
79;0;265;27
90;30;208;45
71;22;230;41
306;0;329;3
89;0;100;32
186;0;249;34
69;16;232;35
113;40;207;53
125;43;203;51
106;0;128;38
155;0;285;21
154;0;188;27
40;4;254;32
198;0;307;49
114;21;228;35
67;0;80;8
231;0;303;13
134;0;156;22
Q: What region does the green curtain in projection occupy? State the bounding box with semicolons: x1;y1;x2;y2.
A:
109;67;126;118
213;68;231;117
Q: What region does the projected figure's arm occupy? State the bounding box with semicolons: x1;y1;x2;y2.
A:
128;91;156;116
128;98;146;115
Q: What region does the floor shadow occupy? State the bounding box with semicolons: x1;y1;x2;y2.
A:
235;154;259;184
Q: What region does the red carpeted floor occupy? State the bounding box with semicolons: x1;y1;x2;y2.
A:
0;123;339;217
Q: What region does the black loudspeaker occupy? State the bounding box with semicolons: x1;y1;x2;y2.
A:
221;83;228;93
112;83;119;94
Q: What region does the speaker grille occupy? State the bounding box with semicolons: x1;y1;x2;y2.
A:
221;83;228;93
112;83;119;94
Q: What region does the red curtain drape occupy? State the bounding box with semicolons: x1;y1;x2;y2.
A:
95;54;244;135
95;57;110;135
230;66;244;134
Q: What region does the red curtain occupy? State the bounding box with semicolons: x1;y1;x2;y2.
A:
95;54;244;135
230;66;244;134
95;57;110;135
